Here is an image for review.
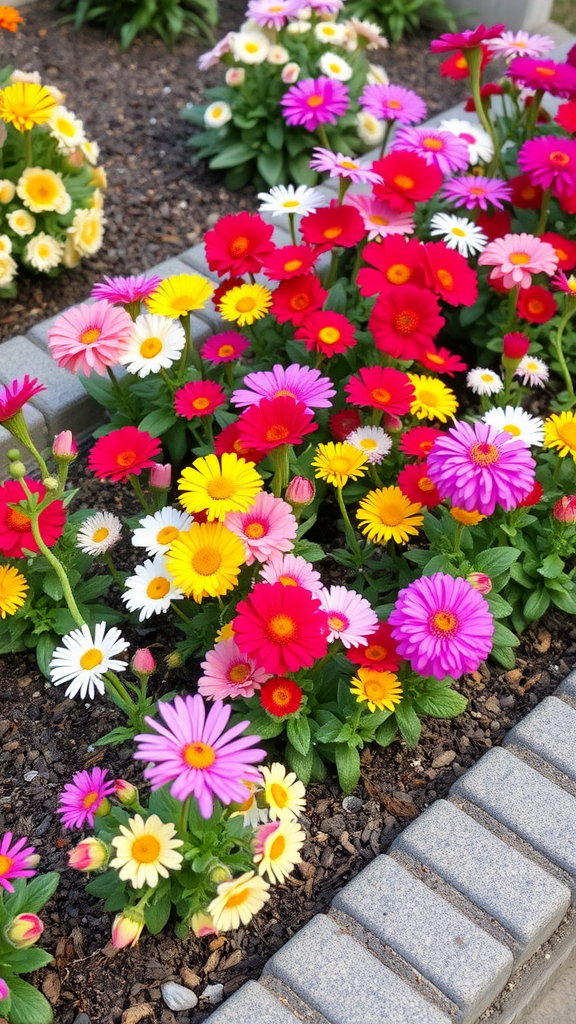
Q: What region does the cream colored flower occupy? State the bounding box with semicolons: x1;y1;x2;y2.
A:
17;167;71;215
62;234;81;268
25;232;65;272
0;180;16;205
208;871;270;931
91;188;104;211
204;101;232;128
260;762;306;820
253;818;305;883
48;105;87;150
110;814;183;890
44;84;66;104
318;52;353;81
81;139;100;166
356;110;385;146
0;234;12;255
314;20;346;44
7;209;35;236
0;252;17;288
367;62;389;85
68;207;104;256
90;165;107;189
231;31;270;63
10;69;42;85
267;45;289;65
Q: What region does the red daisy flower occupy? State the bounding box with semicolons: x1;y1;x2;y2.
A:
345;620;401;672
237;395;317;453
260;677;303;717
556;99;576;133
419;344;467;376
424;241;478;307
270;274;328;326
0;377;46;423
508;57;576;100
440;46;491;80
518;480;544;507
213;421;266;465
430;24;505;53
464;83;504;112
174;380;226;419
329;408;362;441
356;237;426;298
88;426;161;483
0;479;65;558
233;581;329;675
262;244;319;281
398;461;442;508
517;285;557;324
299;200;366;252
372;151;444;213
344;366;415;415
211;276;245;308
477;208;512;241
369;284;445;361
295;311;356;357
509;174;543;210
540;232;576;270
399;425;444;459
204;211;275;277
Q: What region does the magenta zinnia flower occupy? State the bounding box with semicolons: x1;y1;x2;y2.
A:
430;24;505;53
388;573;494;680
442;174;512;211
0;832;37;893
478;232;558;289
392;127;469;175
225;490;298;565
309;147;382;184
0;376;45;422
201;331;249;364
426;419;535;514
319;585;378;648
359;83;426;125
280;76;349;131
57;767;115;829
232;363;335;412
259;552;323;593
507;56;576;98
518;137;576;201
91;274;162;305
48;300;134;377
133;695;266;818
198;637;271;701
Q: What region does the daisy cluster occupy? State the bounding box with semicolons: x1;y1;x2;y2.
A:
0;72;105;292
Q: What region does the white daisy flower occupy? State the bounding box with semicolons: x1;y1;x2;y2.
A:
429;212;487;257
0;252;17;287
25;232;65;272
0;180;16;204
356;110;385;147
117;314;186;378
286;19;311;34
231;31;270;63
482;405;544;446
80;138;100;165
466;367;504;396
314;20;346;44
7;209;35;236
345;425;393;464
132;507;194;557
122;554;183;621
319;51;353;81
204;101;232;128
438;118;493;165
48;106;87;151
77;511;122;555
257;183;326;217
0;234;12;255
49;622;130;701
229;781;269;827
366;63;389;86
514;355;549;388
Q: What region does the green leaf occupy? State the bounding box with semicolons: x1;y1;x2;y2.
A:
285;741;314;785
474;547;520;577
490;644;516;669
413;688;467;719
86;869;123;899
486;593;513;619
286;715;311;756
15;872;59;915
394;701;421;747
35;633;57;679
538;552;565;579
2;977;53;1024
242;713;285;739
314;713;344;744
257;150;284;185
492;621;520;648
293;539;325;562
210;142;255;169
334;744;361;794
145;886;172;935
509;562;535;587
375;717;398;747
42;570;64;601
74;575;113;602
550;587;576;615
138;409;177;436
523;586;551;622
6;947;53;972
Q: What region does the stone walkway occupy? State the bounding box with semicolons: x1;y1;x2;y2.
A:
517;947;576;1024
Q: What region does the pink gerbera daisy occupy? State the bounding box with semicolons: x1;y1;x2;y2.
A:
359;83;426;124
225;491;298;565
174;380;227;419
430;24;505;52
388;572;494;680
345;365;415;415
48;300;134;377
318;585;378;647
478;232;558;289
247;0;301;28
198;637;271;700
507;56;576;99
441;175;512;211
392;127;469;175
232;363;335;412
233;581;329;675
57;767;115;829
91;274;162;305
487;30;555;60
88;426;161;483
0;832;37;893
344;194;415;240
426;419;536;514
309;147;382;185
133;694;266;818
518;137;576;201
201;332;249;364
280;76;349;131
0;376;45;423
259;552;323;593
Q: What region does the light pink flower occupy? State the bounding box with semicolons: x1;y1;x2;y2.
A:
309;147;382;184
198;638;271;700
392;126;469;175
318;585;378;647
344;194;414;240
48;300;133;376
225;491;298;565
259;552;323;593
247;0;301;29
478;233;558;289
198;32;234;70
487;30;555;60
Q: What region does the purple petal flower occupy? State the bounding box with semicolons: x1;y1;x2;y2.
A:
231;363;335;412
58;767;115;829
280;77;349;131
91;275;162;305
0;832;37;893
392;126;469;175
359;83;426;125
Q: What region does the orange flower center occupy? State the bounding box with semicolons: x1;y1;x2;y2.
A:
456;56;468;69
157;525;179;545
266;424;290;442
0;854;13;876
236;296;257;313
269;683;293;706
365;643;387;661
270;782;289;806
527;299;544;314
146;576;171;599
307;94;324;107
386;263;411;285
323;226;342;240
430;610;458;636
267;613;297;643
370;214;389;226
229;662;251;684
393;174;414;190
278;574;298;586
327;613;347;631
470;441;500;466
192;396;211;411
510;252;530;265
218;344;235;358
269;834;287;859
116;449;138;468
229;235;250;258
370;387;391;404
418;476;435;491
437;268;454;291
93;527;109;543
550;151;570;166
191;546;222;576
131;835;161;863
226;888;249;907
183;740;216;768
5;506;30;532
245;521;266;539
393;309;419;336
82;790;99;809
387;99;402;109
284;259;303;272
423;136;443;151
81;327;101;346
140;337;162;359
557;421;576;449
207;476;235;499
290;292;311;310
318;326;341;344
536;66;555;76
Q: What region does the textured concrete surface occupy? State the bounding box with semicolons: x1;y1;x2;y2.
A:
204;981;301;1023
503;696;576;783
515;947;576;1024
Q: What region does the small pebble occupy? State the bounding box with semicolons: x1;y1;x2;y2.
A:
342;795;362;812
201;984;224;1005
161;982;198;1011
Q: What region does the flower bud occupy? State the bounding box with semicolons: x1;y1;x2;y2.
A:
225;67;245;86
503;332;530;361
0;977;8;1001
191;911;219;937
24;853;41;869
210;864;232;883
114;779;139;807
466;571;492;595
53;430;78;460
554;495;576;523
42;475;59;491
285;476;314;507
94;797;111;819
68;837;108;872
131;647;156;675
281;62;300;84
111;909;145;949
383;413;402;433
8;460;26;479
6;448;21;461
165;650;183;669
149;462;171;490
6;913;44;948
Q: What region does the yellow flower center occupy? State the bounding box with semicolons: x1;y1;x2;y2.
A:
418;476;435;491
81;328;101;346
37;244;50;259
418;390;440;407
236;296;257;313
430;610;458;636
218;344;235;358
481;373;495;383
270;782;288;807
0;854;13;876
510;252;530;265
423;136;443;151
394;174;414;190
330;455;353;473
225;887;249;907
211;106;223;119
56;117;76;137
278;574;298;586
207;476;235;499
470;441;500;466
82;791;99;809
329;62;342;73
140;337;163;359
284;258;303;272
183;740;216;768
267;613;297;642
157;525;179;545
170;295;196;312
327;614;346;631
274;388;296;398
192;546;222;576
318;326;340;344
550;151;570;166
93;527;109;543
282;200;300;208
370;215;389;226
26;174;58;204
192;396;211;411
364;678;387;701
229;663;251;683
360;438;378;450
245;521;266;539
80;647;104;671
503;423;522;436
323;226;342;240
131;835;161;864
340;160;358;170
437;269;454;290
450;227;466;238
269;834;286;859
386;263;411;285
245;42;259;53
146;576;170;599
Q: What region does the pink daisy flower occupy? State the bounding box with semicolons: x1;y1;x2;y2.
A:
441;175;512;211
309;147;382;185
247;0;301;28
359;83;426;125
392;127;469;175
430;24;505;53
487;30;555;60
0;832;37;893
518;137;576;201
57;767;115;830
0;376;45;423
318;585;378;648
174;380;227;419
48;300;134;377
225;491;298;565
201;332;249;364
133;694;266;818
553;270;576;294
280;77;349;131
507;57;576;99
91;274;162;305
426;419;536;515
198;32;233;70
259;552;323;593
478;232;558;289
198;637;271;700
388;573;494;680
344;194;415;240
231;363;335;412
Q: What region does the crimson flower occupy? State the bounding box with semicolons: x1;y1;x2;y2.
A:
88;426;161;483
174;380;226;419
372;151;443;212
541;232;576;270
213;421;266;465
399;425;444;459
419;344;467;376
477;208;512;241
237;395;317;453
0;479;65;558
270;274;328;325
424;241;478;307
517;285;557;324
295;311;356;357
345;621;401;672
398;461;442;509
357;236;426;298
260;677;303;717
233;582;329;675
509;174;543;210
299;200;366;251
204;212;275;277
0;377;45;423
329;408;361;440
556;99;576;133
440;46;491;79
369;284;445;361
345;366;415;415
262;244;319;281
430;24;505;53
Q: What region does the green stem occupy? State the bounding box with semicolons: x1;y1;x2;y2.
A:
271;445;290;497
202;414;214;447
338;176;351;206
101;550;124;587
466;46;498;154
523;88;544;140
102;670;137;712
453;522;465;555
129;473;153;513
506;284;520;334
160;367;177;392
349;704;363;736
336;486;362;559
26;498;84;628
288;212;297;246
324;248;340;290
178;795;191;834
379;119;394;160
535;186;552;236
24;130;32;168
172;602;194;625
553;307;576;406
316;123;331;150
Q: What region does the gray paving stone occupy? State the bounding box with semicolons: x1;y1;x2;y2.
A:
0;335;99;437
205;981;299;1023
264;914;452;1024
504;696;576;783
178;245;221;282
391;799;570;963
148;255;207;281
451;747;576;881
556;671;576;706
1;402;46;478
332;854;512;1023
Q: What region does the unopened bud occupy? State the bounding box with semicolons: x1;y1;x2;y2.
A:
8;460;26;479
114;779;139;807
285;476;314;507
466;571;492;595
0;977;8;1001
94;797;111;819
191;911;219;937
225;67;245;86
24;853;41;869
165;650;183;669
383;413;402;432
210;864;232;884
503;332;530;361
111;909;145;949
6;448;21;461
68;837;108;872
6;913;44;948
281;61;300;84
149;462;171;490
554;495;576;523
53;430;78;460
131;647;156;675
42;475;59;491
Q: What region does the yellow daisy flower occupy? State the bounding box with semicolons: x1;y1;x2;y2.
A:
450;507;486;526
178;452;263;521
544;411;576;460
0;179;15;205
350;667;403;713
311;441;368;489
109;813;183;890
0;82;57;132
218;283;272;326
356;486;423;544
165;522;246;603
260;762;306;820
253;817;305;884
146;274;214;318
0;564;28;618
208;871;270;932
408;374;458;423
16;167;70;215
68;207;104;256
215;621;236;642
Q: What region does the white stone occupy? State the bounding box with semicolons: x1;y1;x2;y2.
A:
202;983;224;1005
161;981;198;1011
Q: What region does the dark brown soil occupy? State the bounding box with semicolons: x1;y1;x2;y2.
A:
0;1;471;343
